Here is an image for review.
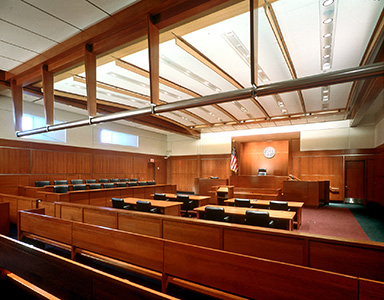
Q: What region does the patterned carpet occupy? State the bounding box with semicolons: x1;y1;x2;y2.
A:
297;204;371;241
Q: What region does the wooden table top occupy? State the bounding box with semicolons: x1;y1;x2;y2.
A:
154;194;210;201
194;205;296;220
225;198;304;208
123;197;183;207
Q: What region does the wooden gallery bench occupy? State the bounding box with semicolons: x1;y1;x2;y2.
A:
0;193;40;223
17;210;384;300
23;203;384;284
0;235;175;300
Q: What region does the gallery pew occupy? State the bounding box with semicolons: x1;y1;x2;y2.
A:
32;202;384;282
17;211;373;300
0;235;176;300
0;193;40;223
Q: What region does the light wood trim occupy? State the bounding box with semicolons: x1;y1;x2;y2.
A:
84;44;97;117
41;65;54;125
11;79;23;132
263;2;307;114
148;14;160;105
250;0;259;86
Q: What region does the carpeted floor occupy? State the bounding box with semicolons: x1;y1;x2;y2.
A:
298;203;384;243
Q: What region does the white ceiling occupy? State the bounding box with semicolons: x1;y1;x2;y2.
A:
0;0;383;136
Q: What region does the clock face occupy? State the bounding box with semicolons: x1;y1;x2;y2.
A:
264;146;275;159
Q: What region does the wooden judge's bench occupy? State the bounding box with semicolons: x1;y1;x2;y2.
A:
206;176;329;208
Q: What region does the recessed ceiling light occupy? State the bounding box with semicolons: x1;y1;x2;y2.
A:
323;33;332;38
323;0;334;6
323;18;333;24
323;45;331;49
323;54;330;59
323;63;331;70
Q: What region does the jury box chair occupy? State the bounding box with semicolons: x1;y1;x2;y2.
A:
54;180;68;185
85;179;97;183
89;184;102;190
71;179;83;184
103;183;115;189
73;184;87;191
53;185;69;193
35;180;50;187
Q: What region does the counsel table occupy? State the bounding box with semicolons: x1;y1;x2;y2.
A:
194;205;296;231
123;197;183;216
153;193;211;207
224;198;304;229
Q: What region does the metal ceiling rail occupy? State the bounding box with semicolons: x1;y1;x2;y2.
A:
16;62;384;137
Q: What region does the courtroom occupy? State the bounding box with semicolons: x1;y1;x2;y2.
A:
0;0;383;299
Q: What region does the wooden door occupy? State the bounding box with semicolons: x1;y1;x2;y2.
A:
345;160;365;201
147;162;155;181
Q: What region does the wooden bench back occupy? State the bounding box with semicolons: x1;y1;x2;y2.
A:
17;211;384;300
39;202;384;282
0;193;39;223
0;235;175;300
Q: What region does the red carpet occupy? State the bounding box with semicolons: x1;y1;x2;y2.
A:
297;206;370;241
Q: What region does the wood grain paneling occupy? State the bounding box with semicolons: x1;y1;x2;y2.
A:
240;140;289;175
0;148;30;174
200;156;231;179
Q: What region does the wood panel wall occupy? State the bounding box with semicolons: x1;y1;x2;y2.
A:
167;154;230;192
0;138;166;193
239;140;289;175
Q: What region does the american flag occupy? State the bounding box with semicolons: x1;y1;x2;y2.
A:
230;145;238;173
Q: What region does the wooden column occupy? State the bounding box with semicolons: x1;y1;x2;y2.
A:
41;64;54;125
147;14;160;105
250;0;259;87
11;79;23;132
84;44;97;117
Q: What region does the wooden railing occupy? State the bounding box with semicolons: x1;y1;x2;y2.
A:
0;193;40;223
0;234;176;300
27;202;384;283
17;210;384;300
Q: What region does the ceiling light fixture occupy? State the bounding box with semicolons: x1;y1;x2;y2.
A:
160;55;221;93
320;0;337;72
323;0;334;6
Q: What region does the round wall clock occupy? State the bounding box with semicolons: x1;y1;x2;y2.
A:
263;146;276;159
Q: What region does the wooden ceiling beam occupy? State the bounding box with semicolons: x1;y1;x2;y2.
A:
84;44;97;117
5;0;242;86
148;14;160;105
11;80;23;132
264;1;307;114
41;64;54;125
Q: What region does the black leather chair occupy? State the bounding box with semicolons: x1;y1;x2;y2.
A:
116;182;127;187
269;201;290;229
54;185;69;193
73;184;87;191
71;179;83;184
103;183;115;188
204;206;229;222
110;178;119;183
130;178;138;182
89;183;102;190
128;182;138;187
54;180;68;185
154;193;168;200
98;179;109;183
111;198;131;210
136;200;159;213
138;181;147;186
210;176;219;179
177;194;196;218
85;179;97;183
120;178;129;182
269;201;289;211
35;180;50;187
257;168;267;176
147;180;155;185
245;210;274;228
234;198;252;207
